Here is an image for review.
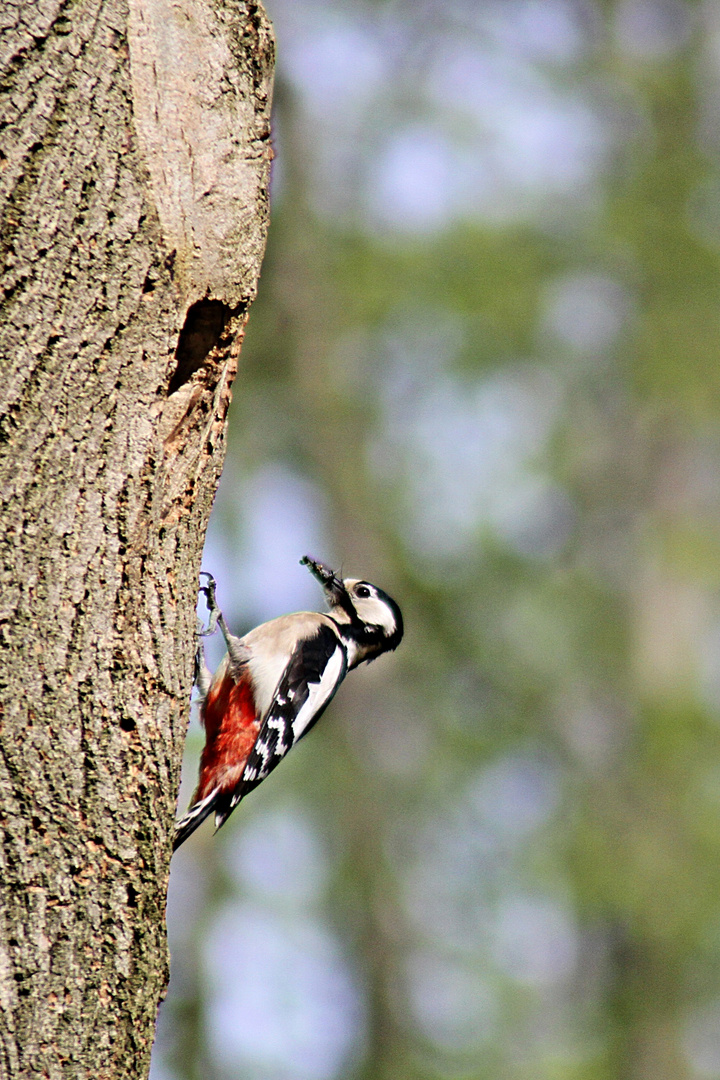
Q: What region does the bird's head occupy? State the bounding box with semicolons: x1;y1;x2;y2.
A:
301;555;404;664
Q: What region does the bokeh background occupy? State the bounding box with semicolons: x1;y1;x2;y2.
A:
151;2;720;1078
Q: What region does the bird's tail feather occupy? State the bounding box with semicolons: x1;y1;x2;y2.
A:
173;788;222;851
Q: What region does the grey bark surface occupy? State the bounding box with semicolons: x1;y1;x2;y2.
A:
0;1;274;1076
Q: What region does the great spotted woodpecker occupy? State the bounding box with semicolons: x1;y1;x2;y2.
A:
173;556;403;850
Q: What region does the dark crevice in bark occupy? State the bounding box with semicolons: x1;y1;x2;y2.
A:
169;299;245;395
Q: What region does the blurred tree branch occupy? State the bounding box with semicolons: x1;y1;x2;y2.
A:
0;1;273;1076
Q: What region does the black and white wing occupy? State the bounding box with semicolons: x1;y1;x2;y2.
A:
216;623;348;827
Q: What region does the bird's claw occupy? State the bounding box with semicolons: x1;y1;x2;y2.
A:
198;571;220;637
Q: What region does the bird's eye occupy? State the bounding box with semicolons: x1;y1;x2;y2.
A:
355;585;371;599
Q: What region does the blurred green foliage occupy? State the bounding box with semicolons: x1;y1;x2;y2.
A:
155;4;720;1080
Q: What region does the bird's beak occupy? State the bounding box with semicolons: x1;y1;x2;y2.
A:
300;556;347;606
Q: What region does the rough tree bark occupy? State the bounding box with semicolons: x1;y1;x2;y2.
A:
0;1;274;1076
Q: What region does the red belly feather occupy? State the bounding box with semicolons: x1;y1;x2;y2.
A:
196;670;260;800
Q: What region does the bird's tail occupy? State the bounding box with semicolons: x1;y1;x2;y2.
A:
173;788;223;851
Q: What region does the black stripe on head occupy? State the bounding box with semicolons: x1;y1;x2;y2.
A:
368;585;403;651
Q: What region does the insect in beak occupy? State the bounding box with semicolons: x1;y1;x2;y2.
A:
300;555;347;606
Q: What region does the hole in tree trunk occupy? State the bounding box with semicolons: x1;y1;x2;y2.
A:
169;299;233;395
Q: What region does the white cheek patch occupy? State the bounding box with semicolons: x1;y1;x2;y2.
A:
355;597;397;635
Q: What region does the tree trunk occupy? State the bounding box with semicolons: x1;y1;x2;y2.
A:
0;1;274;1076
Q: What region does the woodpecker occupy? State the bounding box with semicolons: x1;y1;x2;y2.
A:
173;556;403;850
